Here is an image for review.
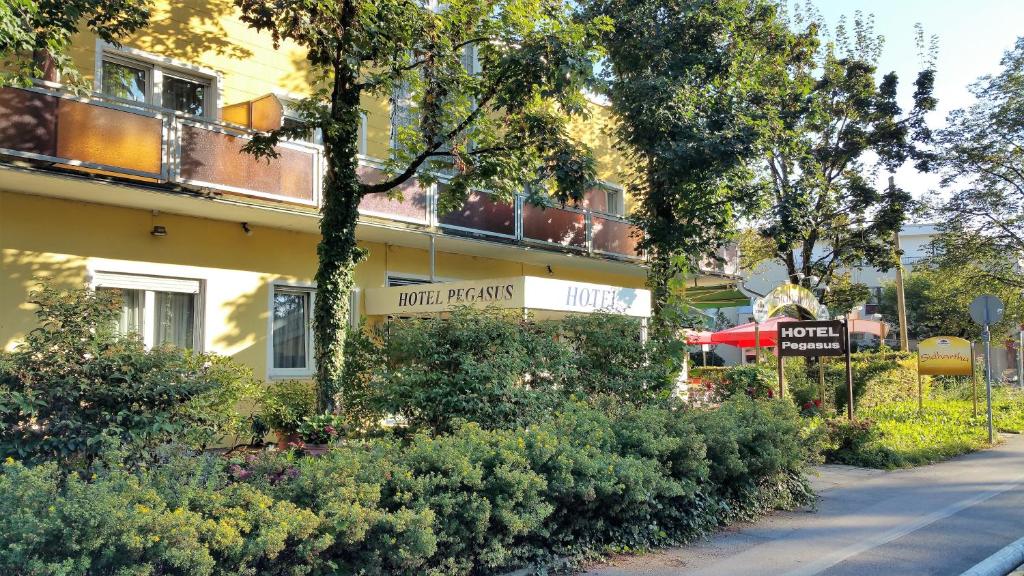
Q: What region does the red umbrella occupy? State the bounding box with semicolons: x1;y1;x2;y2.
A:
709;316;801;348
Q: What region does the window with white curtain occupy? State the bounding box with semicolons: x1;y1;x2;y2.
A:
272;286;314;376
93;272;202;350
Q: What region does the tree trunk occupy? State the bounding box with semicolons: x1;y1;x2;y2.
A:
314;92;365;413
647;248;678;340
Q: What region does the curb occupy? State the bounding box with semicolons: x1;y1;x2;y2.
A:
961;536;1024;576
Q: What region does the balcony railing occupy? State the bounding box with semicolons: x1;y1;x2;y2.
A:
0;84;657;262
0;85;321;205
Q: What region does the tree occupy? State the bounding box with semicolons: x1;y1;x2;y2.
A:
880;262;1022;341
0;0;151;86
745;13;936;293
822;271;869;317
236;0;606;409
591;0;811;335
933;37;1024;291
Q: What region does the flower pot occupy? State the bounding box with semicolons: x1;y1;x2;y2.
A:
275;431;300;451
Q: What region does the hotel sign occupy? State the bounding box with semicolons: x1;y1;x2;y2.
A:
364;276;651;317
777;320;846;357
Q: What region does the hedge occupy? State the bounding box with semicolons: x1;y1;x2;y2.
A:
0;397;815;576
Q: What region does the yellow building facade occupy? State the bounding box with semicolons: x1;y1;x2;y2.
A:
0;1;733;379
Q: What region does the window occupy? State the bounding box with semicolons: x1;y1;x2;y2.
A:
99;49;215;118
272;286;314;376
162;74;208;117
102;60;147;103
93;272;202;350
864;287;884;316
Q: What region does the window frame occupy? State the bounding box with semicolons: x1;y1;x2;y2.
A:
95;41;221;120
90;271;204;351
268;283;316;379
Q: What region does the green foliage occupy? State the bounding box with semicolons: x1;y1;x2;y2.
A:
0;286;258;468
335;323;387;431
592;0;806;324
1;396;817;574
933;36;1024;292
1;0;151;87
234;0;608;410
296;412;346;444
822;272;871;318
558;313;675;403
0;455;324;576
818;387;1024;469
746;10;936;290
881;264;1023;341
369;308;565;434
826;351;921;414
362;308;675;434
714;364;778;401
258;380;317;435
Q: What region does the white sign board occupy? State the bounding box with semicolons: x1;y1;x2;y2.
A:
363;276;651;318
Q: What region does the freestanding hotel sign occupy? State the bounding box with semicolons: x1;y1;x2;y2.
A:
777;320;846;357
777;319;855;419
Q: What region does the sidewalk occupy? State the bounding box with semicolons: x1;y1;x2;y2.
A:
586;434;1024;576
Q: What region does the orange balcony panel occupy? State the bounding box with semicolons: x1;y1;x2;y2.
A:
522;203;586;249
0;87;58;157
178;124;315;203
592;215;641;258
439;191;515;237
55;98;163;176
357;166;429;223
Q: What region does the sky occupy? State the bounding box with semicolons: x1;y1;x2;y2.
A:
811;0;1023;201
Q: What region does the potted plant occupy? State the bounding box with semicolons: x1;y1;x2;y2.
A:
296;413;345;456
257;380;316;450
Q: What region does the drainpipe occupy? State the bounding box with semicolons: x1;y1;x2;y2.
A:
429;235;436;282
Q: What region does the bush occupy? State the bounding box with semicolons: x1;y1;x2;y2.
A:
0;397;818;575
828;351;924;414
0;286;258;468
0;455;325;576
258;380;318;435
367;308;567;434
558;313;676;403
713;364;778;401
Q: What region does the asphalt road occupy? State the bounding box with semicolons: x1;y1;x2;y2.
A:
586;433;1024;576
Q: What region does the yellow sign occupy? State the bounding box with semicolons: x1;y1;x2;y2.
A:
918;336;973;376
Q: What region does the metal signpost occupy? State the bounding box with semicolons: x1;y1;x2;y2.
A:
969;295;1005;443
777;319;851;417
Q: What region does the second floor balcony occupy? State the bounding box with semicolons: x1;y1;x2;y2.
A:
0;84;649;263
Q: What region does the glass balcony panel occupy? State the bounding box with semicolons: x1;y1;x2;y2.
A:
56;98;163;176
439;190;515;237
0;87;58;157
178;124;315;203
522;202;586;249
591;215;642;258
357;166;429;223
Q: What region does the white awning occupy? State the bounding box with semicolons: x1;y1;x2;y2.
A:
364;276;651;318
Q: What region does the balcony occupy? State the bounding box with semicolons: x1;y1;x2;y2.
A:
0;84;652;262
0;85;321;205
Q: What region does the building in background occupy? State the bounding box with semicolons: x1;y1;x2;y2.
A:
0;1;738;380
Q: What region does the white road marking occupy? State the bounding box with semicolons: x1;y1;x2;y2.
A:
780;475;1024;576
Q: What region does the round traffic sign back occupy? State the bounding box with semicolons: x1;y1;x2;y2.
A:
969;294;1005;326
